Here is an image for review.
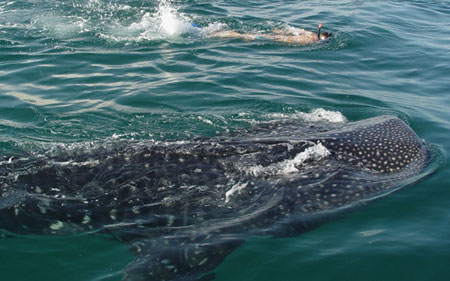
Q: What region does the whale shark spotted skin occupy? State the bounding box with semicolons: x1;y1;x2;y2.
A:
0;115;432;281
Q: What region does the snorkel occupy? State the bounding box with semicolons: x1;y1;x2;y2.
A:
318;23;322;39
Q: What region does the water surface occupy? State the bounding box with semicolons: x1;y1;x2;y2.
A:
0;0;449;280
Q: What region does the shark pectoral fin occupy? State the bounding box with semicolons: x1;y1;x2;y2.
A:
123;235;244;281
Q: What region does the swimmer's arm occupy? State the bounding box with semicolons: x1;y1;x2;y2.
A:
212;30;319;44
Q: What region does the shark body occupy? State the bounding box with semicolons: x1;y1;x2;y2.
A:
0;115;432;281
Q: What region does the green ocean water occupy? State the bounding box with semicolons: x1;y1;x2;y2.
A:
0;0;449;280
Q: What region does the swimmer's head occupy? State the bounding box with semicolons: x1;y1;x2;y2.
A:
318;23;332;42
320;31;332;40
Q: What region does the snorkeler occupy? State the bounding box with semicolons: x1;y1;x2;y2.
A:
210;23;332;45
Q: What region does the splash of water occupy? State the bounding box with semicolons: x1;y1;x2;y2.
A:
268;108;347;123
98;0;209;43
30;0;208;43
157;1;190;36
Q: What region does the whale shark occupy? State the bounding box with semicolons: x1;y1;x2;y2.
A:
0;115;433;281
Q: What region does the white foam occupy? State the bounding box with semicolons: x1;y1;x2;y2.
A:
245;142;331;177
298;108;347;123
225;182;248;203
33;15;88;39
158;4;190;36
199;22;227;35
29;0;204;44
285;26;308;36
197;116;214;125
101;0;202;43
269;108;347;123
127;12;153;33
